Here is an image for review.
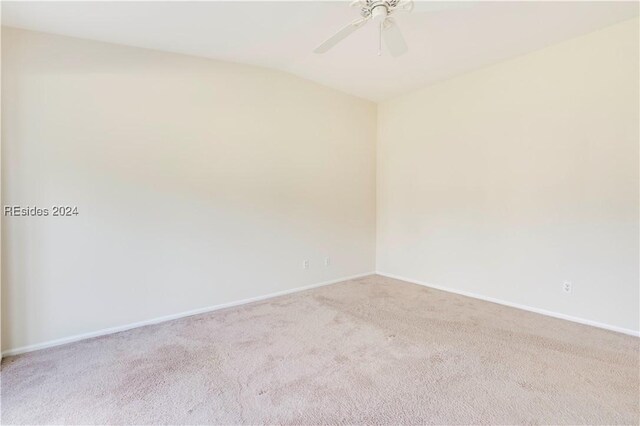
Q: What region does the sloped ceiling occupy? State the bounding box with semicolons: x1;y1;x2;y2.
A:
3;1;638;101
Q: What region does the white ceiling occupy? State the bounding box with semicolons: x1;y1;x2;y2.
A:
2;1;638;101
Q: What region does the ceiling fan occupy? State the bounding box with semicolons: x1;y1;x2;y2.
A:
314;0;468;57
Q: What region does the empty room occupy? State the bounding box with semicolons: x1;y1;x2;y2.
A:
1;1;638;424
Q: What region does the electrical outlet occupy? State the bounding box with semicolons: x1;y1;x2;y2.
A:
562;281;572;294
324;257;330;267
303;260;309;270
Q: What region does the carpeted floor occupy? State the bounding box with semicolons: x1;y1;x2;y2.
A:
1;275;639;425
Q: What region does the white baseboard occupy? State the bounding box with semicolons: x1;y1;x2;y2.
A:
2;272;375;357
376;271;640;338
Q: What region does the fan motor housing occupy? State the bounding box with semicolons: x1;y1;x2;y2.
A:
371;4;388;20
362;1;392;20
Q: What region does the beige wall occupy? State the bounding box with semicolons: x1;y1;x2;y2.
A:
1;28;377;353
0;26;3;361
377;18;639;332
2;17;638;354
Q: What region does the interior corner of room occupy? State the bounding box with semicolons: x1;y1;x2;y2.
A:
2;16;638;357
0;2;638;424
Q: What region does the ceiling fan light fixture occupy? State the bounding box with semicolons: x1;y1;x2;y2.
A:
371;3;389;21
314;0;411;57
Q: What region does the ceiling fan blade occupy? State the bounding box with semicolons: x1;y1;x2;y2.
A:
412;1;475;14
382;18;408;57
314;17;368;54
393;0;415;13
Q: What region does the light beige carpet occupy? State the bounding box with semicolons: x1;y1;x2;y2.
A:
1;275;638;425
